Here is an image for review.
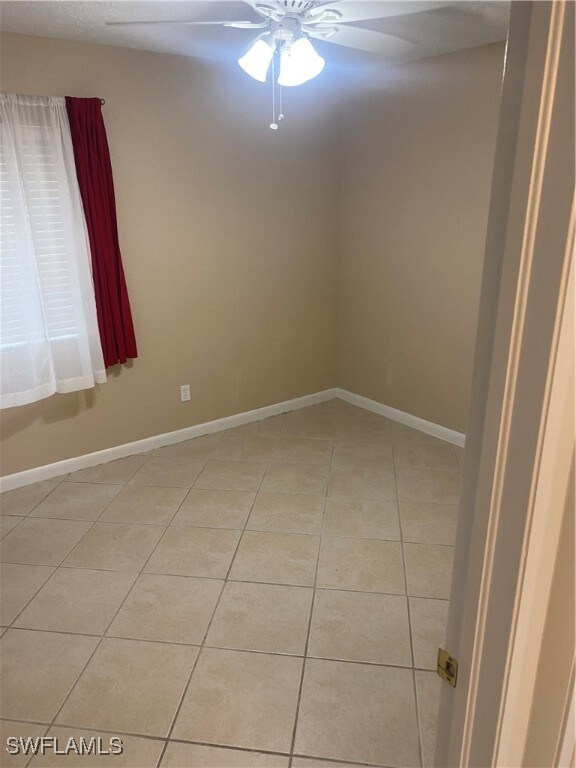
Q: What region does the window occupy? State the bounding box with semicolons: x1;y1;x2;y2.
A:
0;94;105;409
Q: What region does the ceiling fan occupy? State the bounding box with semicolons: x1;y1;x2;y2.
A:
107;1;447;126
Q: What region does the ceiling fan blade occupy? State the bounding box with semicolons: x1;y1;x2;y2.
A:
106;20;267;28
227;21;269;28
308;2;449;25
312;24;414;56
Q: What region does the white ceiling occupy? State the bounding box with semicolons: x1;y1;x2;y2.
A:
0;1;510;77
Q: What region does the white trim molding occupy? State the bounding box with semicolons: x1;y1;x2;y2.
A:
0;387;464;492
336;388;465;447
0;389;337;492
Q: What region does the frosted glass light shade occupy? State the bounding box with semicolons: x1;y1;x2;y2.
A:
238;39;274;82
278;37;325;86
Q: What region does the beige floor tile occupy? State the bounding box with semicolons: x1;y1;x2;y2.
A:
145;527;240;578
30;483;122;521
194;460;266;491
393;440;460;471
260;464;329;495
230;531;319;587
225;415;286;438
416;670;442;767
404;543;454;599
391;422;443;444
171;489;255;529
214;436;277;462
328;466;396;501
152;433;221;459
108;573;222;644
0;424;460;765
280;418;335;440
206;581;312;654
63;523;164;572
65;457;146;485
271;438;333;465
396;469;461;504
335;419;391;443
410;597;449;670
324;397;357;411
0;515;23;539
247;493;325;535
0;721;48;768
400;501;459;545
324;497;400;540
14;568;136;634
0;480;60;516
331;440;394;468
172;647;302;752
30;728;164;768
0;563;55;624
0;518;92;566
99;485;188;526
0;628;98;722
294;659;420;766
308;589;411;666
129;458;205;488
57;638;198;737
317;537;405;594
161;742;289;768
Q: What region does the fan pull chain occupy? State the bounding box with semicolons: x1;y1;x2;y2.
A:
270;52;278;130
278;84;284;121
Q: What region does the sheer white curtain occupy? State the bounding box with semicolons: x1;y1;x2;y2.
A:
0;94;106;408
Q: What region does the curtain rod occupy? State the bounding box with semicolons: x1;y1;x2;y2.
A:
100;98;105;105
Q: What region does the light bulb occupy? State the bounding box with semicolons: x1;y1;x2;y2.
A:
238;38;274;82
278;37;325;87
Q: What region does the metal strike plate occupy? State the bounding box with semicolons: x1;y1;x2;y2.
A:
437;648;458;687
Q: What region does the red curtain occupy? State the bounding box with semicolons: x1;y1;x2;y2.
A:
65;97;137;368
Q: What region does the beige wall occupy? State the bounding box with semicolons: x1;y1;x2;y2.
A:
0;32;340;475
337;43;504;433
0;34;504;476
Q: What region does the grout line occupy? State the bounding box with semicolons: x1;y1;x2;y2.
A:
391;428;424;768
0;717;403;768
0;559;448;599
0;713;396;768
33;453;216;754
287;424;335;766
2;567;57;630
0;515;27;540
3;475;68;518
3;480;138;631
154;420;286;768
1;625;440;671
1;404;456;768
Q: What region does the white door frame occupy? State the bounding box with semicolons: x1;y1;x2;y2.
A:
435;2;575;766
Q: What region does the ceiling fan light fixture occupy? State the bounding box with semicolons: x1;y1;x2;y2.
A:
277;37;325;87
238;37;275;82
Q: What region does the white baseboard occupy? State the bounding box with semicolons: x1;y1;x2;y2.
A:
0;386;464;492
336;388;466;448
0;388;339;492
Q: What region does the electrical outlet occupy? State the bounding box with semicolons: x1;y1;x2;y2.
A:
180;384;191;402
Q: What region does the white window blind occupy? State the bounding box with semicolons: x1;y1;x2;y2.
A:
0;94;106;409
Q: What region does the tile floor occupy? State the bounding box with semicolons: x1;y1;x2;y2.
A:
0;398;463;768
